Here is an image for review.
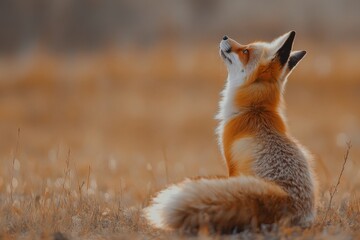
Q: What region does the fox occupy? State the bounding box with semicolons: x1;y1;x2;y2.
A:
144;31;318;234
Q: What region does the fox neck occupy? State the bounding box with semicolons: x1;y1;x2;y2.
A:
217;74;288;176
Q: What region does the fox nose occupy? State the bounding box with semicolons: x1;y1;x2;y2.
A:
223;35;228;40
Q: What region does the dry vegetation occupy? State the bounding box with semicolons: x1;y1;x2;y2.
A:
0;42;360;239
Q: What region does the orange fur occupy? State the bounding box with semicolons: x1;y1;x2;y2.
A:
223;75;286;176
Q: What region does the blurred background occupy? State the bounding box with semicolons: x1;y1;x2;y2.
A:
0;0;360;205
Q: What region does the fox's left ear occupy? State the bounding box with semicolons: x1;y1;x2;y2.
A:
282;50;307;85
288;50;306;70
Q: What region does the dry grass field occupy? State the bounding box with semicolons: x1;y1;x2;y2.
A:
0;41;360;239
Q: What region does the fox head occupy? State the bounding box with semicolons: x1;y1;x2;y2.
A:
219;31;306;110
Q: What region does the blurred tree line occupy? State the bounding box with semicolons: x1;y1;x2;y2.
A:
0;0;359;53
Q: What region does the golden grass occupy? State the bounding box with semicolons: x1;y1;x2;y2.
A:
0;43;360;239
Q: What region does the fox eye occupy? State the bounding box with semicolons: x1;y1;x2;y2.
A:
242;49;249;54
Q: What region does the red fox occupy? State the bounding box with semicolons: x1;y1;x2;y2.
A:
144;31;318;234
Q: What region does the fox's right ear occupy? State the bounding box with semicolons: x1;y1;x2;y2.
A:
288;50;306;70
274;31;296;66
269;31;296;65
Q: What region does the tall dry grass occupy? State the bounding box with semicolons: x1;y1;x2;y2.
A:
0;42;360;239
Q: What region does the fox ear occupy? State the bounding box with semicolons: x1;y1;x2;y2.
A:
275;31;296;66
288;50;306;70
270;31;296;66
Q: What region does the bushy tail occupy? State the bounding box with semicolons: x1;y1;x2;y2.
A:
144;176;293;234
